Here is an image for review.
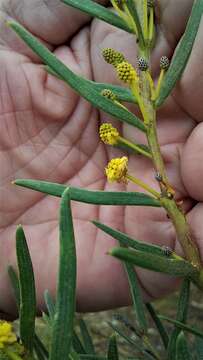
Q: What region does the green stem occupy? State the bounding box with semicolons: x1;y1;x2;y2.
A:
137;45;203;278
119;136;152;159
127;174;160;199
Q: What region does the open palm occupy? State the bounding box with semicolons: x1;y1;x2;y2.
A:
0;0;203;314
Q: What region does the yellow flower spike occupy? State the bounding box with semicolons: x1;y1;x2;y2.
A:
116;61;138;84
105;157;160;197
118;63;149;124
0;321;17;349
99;123;119;146
105;157;128;183
100;123;152;158
102;48;125;67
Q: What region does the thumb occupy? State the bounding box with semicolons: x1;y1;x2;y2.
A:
0;0;108;47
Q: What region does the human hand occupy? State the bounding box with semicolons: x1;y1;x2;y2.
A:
0;0;202;314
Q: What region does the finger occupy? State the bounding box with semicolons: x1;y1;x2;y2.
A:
0;0;108;48
172;8;203;122
181;123;203;201
10;27;93;121
187;202;203;261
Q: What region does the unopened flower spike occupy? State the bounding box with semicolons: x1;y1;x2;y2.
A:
101;89;117;101
101;89;128;111
138;57;149;72
0;321;17;349
102;48;125;67
138;58;155;100
155;56;170;99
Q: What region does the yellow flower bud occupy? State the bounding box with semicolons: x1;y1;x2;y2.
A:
102;48;125;66
99;123;119;145
101;89;117;101
0;321;17;349
116;61;137;84
113;0;126;6
105;156;128;183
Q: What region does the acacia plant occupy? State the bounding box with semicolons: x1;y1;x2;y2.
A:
2;0;203;359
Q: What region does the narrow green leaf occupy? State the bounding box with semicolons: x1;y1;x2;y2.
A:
107;322;154;360
73;331;87;354
194;337;203;359
44;290;55;322
145;303;169;349
7;266;20;309
8;21;145;132
8;266;48;359
92;82;135;103
50;188;76;360
116;142;151;157
45;66;136;103
107;334;119;360
16;225;36;354
34;334;49;360
156;0;203;107
61;0;133;33
167;279;190;359
14;179;161;207
124;263;148;333
92;220;172;257
176;332;191;360
79;319;95;355
159;316;203;339
125;0;145;46
176;279;191;323
109;248;198;277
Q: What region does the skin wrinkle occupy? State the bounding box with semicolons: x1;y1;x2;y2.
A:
1;114;103;227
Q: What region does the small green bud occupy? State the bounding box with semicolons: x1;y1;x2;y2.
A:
101;89;117;101
160;56;170;70
147;0;155;7
113;0;126;7
162;246;173;257
138;57;149;71
167;191;174;199
102;48;125;66
155;172;162;182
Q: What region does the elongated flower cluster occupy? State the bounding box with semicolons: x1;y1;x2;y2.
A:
105;156;128;183
99;123;119;145
0;321;17;349
117;61;137;84
102;48;125;66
